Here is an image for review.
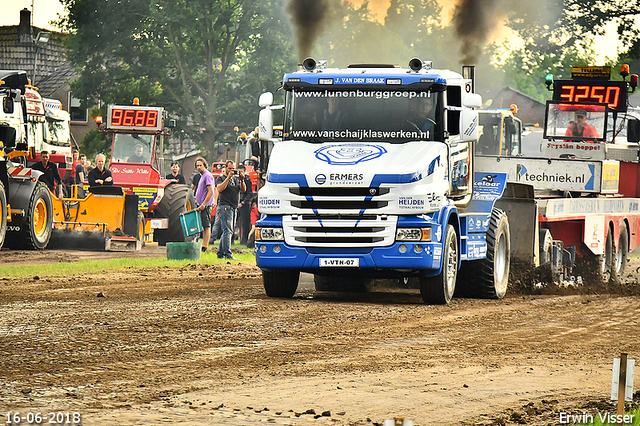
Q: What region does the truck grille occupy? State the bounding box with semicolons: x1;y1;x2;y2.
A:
283;215;397;247
291;200;388;210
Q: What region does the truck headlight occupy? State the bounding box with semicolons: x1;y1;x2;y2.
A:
396;228;431;241
256;227;284;241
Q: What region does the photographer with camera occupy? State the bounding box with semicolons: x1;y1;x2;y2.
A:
215;160;246;259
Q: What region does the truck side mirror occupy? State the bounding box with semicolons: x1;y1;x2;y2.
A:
3;96;14;114
628;119;640;143
259;108;273;141
258;92;273;108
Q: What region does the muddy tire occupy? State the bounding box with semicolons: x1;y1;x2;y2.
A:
539;228;553;266
263;269;300;298
597;229;614;285
420;224;458;304
6;182;52;250
475;209;510;299
136;210;145;250
0;181;6;249
454;209;510;299
154;184;196;246
612;224;628;285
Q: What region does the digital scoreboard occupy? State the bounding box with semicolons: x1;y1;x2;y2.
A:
552;80;628;113
107;105;164;132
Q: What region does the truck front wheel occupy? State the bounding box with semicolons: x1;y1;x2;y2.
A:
420;224;458;304
263;269;300;298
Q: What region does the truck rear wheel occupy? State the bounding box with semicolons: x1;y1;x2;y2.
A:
475;208;510;299
595;230;614;285
420;224;458;304
612;224;628;285
454;209;510;299
263;269;300;298
154;184;196;246
0;181;6;249
6;182;53;250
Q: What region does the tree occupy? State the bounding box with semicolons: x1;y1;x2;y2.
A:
58;0;296;157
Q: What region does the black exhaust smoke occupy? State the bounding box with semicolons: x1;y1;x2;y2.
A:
452;0;505;64
286;0;332;60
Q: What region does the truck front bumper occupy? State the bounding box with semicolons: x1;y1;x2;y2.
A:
255;241;443;273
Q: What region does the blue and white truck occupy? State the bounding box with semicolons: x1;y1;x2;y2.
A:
254;58;513;304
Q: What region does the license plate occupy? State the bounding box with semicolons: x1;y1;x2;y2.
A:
319;258;359;267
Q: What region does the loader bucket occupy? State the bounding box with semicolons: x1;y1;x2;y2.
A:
49;186;144;251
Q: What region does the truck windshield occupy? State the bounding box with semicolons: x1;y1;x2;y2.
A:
43;118;70;147
111;133;154;164
284;89;444;143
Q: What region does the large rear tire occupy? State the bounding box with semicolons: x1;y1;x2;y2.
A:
0;181;6;249
154;184;196;246
6;182;52;250
263;269;300;298
420;224;458;304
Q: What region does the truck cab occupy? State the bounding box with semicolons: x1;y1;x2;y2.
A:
255;58;511;304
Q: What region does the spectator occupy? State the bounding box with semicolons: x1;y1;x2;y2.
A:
73;154;87;198
166;161;186;184
246;196;259;248
236;164;253;245
194;157;215;253
88;154;114;186
75;154;87;184
190;169;201;196
65;149;80;190
32;151;64;199
215;160;245;260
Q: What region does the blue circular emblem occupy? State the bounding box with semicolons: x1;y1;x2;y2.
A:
315;174;327;185
314;144;387;165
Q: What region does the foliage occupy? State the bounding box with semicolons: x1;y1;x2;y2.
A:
58;0;297;159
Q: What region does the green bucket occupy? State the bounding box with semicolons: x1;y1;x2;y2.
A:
166;241;202;261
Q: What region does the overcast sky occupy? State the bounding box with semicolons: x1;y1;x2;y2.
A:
1;0;67;31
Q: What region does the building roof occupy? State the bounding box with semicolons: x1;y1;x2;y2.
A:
0;9;71;89
37;63;77;97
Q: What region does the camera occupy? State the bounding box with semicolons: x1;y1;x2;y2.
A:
233;169;240;175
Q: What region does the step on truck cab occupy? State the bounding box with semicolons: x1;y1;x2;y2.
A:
255;58;514;304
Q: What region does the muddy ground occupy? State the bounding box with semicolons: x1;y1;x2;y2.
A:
0;246;639;425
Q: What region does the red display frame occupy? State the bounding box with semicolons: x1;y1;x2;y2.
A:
107;105;163;132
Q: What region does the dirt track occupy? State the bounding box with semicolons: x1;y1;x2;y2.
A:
0;247;639;425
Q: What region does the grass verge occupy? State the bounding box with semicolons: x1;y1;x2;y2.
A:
0;243;256;279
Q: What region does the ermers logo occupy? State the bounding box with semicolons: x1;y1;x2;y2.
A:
315;144;387;165
315;174;327;185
